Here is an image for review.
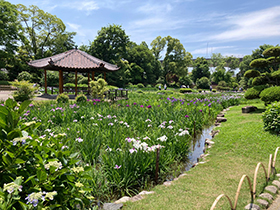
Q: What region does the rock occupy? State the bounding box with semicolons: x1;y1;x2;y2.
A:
244;203;261;210
208;145;212;149
163;181;172;186
192;163;198;168
273;180;280;188
214;123;221;127
216;117;227;122
114;196;131;204
217;113;224;117
265;185;278;194
205;139;215;145
130;194;143;202
174;178;179;181
211;130;220;138
226;108;230;111
276;173;280;177
103;203;123;210
242;106;257;113
256;199;269;208
199;154;205;159
259;192;273;201
178;173;187;178
139;191;155;195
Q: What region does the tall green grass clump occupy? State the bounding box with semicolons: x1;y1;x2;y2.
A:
12;80;37;102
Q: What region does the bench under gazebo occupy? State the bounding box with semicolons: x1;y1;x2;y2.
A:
28;48;119;96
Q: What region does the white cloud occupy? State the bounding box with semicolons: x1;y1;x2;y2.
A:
67;23;81;31
64;1;99;13
137;3;173;14
210;6;280;41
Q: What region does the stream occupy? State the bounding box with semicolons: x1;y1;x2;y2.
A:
185;125;215;171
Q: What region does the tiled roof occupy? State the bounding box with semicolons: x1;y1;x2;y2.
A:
28;49;119;72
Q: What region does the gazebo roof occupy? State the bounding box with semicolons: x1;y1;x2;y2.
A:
28;49;119;72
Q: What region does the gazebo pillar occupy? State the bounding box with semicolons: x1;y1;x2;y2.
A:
44;69;47;94
92;71;95;81
59;70;63;94
104;72;106;81
88;72;90;95
75;71;78;96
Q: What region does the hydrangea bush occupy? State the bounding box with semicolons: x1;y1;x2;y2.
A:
0;99;95;209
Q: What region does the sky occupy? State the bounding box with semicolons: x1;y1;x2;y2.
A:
7;0;280;58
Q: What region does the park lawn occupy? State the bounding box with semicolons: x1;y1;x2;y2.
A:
122;100;280;210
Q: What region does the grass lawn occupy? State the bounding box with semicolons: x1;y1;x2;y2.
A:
122;99;280;210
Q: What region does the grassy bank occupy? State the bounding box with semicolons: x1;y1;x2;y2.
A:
123;99;280;210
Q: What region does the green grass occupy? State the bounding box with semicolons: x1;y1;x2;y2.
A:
123;99;280;210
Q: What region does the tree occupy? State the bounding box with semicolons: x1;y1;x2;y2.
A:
126;44;161;84
0;0;20;69
89;24;129;64
209;53;224;68
150;36;166;60
17;4;71;59
262;46;280;71
191;57;210;83
238;55;253;80
163;36;192;78
196;77;210;89
225;56;240;73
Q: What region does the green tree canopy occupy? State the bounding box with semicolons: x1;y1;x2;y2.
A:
191;57;210;83
89;24;130;64
0;0;20;69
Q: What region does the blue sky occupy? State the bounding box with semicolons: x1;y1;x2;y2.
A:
7;0;280;58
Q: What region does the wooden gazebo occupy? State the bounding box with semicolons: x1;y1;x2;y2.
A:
28;48;119;95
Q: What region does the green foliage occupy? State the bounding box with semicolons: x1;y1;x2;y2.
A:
218;81;227;87
146;84;152;88
40;71;59;86
0;81;11;85
56;93;69;103
0;71;9;81
12;80;37;102
216;86;230;91
252;73;270;86
198;89;202;93
17;71;32;81
260;86;280;104
250;58;269;69
78;76;91;85
179;88;192;93
136;90;144;94
0;98;94;209
75;94;87;103
0;0;20;69
90;78;108;99
137;83;145;88
178;75;193;87
191;57;210;83
196;77;210;89
212;89;217;92
244;88;261;100
244;69;261;78
155;83;163;89
262;101;280;134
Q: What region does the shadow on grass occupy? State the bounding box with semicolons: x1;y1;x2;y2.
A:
248;109;266;114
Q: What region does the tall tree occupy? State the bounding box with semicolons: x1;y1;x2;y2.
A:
89;24;130;64
17;4;70;59
191;57;210;83
150;36;166;60
0;0;20;69
225;56;240;73
163;36;192;78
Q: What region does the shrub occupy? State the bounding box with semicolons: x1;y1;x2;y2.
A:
137;83;145;88
196;77;210;89
90;78;108;99
137;90;144;94
12;80;37;102
260;86;280;104
0;98;94;209
212;89;217;92
179;88;192;93
56;93;69;103
146;84;152;88
262;101;280;134
75;94;87;103
244;69;261;78
252;74;270;86
217;86;230;91
198;89;202;93
218;81;227;87
78;76;91;85
17;71;33;81
244;88;260;99
0;70;9;81
0;81;11;85
155;83;163;89
40;71;59;86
